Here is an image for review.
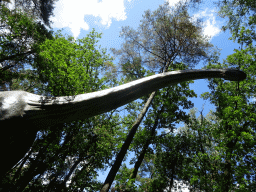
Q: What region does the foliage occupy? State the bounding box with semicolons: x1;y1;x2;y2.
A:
199;1;256;189
0;3;53;91
217;0;256;43
111;1;214;74
33;29;111;96
114;164;138;192
0;0;57;26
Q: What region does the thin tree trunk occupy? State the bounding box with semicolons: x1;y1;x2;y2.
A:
101;91;156;192
101;61;173;192
130;110;160;180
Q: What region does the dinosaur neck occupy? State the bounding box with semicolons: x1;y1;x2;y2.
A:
21;68;245;129
0;69;245;130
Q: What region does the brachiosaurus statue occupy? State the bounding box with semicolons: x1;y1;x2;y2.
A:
0;69;246;180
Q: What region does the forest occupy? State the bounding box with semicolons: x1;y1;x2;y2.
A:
0;0;255;191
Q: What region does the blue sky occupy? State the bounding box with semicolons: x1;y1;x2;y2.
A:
7;0;244;190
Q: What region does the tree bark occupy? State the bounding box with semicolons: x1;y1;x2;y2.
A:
101;92;156;192
130;109;160;180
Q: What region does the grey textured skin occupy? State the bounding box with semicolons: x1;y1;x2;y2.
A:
0;69;246;181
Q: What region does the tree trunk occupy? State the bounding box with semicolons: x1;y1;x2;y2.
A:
130;110;160;180
101;92;156;192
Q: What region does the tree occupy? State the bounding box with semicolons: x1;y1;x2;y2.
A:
217;0;256;43
200;0;256;190
0;3;53;91
165;0;256;190
173;108;227;191
200;52;256;190
0;0;58;27
101;1;215;191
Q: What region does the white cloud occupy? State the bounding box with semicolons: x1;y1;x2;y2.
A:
51;0;132;39
165;0;186;7
5;0;15;10
163;1;222;40
191;8;222;40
